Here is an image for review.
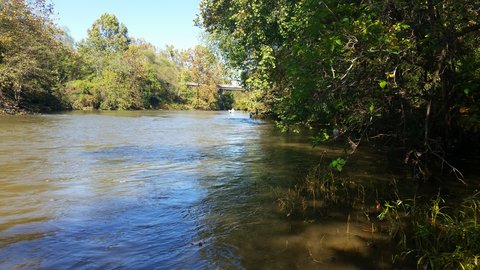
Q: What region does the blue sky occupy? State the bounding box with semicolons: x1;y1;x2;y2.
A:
51;0;203;50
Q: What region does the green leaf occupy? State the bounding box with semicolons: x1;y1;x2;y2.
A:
369;104;374;113
322;131;330;141
379;80;388;89
329;157;346;172
312;130;330;147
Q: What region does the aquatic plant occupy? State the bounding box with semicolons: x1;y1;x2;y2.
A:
273;162;365;218
275;161;480;269
273;185;306;218
379;192;480;269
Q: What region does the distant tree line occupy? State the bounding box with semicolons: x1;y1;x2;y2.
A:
0;0;242;113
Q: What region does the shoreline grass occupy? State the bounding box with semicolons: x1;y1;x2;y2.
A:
273;162;480;269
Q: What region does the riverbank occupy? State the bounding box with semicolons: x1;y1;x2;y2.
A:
0;107;34;115
0;106;251;115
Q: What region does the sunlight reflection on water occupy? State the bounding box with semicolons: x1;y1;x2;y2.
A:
0;110;404;269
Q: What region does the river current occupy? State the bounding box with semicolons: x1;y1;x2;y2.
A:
1;111;405;269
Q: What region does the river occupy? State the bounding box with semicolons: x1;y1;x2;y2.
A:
1;110;410;269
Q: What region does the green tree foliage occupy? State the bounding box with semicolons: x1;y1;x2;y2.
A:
79;13;130;54
69;14;181;110
68;43;180;110
77;13;131;75
0;4;235;113
0;0;78;112
198;0;480;173
166;45;231;109
184;45;229;109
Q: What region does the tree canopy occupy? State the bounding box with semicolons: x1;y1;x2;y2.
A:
81;13;131;54
198;0;480;178
0;0;76;112
0;3;234;113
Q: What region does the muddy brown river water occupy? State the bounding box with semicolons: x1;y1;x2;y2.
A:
0;110;422;269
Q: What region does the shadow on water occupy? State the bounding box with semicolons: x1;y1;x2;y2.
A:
188;127;411;269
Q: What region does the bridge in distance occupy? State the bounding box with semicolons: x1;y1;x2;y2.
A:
186;82;245;92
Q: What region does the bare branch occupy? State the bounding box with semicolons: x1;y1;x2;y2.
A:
426;144;466;184
340;57;358;81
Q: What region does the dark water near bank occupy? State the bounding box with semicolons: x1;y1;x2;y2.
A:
0;110;428;269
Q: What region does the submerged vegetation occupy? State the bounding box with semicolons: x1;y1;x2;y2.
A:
377;190;480;269
274;163;364;217
274;160;480;269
